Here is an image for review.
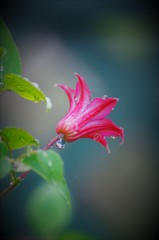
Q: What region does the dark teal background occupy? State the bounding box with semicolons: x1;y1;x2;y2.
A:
1;1;159;239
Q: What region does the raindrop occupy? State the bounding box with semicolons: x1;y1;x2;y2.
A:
35;139;40;145
45;97;52;111
23;77;29;82
112;107;114;110
0;66;4;72
93;133;100;141
102;95;108;99
32;82;39;89
48;161;53;167
19;137;26;142
74;96;78;102
56;138;66;149
110;136;116;139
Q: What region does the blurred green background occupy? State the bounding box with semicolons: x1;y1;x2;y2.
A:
1;1;159;239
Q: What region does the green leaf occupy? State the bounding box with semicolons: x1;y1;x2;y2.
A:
4;73;45;102
26;181;72;235
0;127;39;150
23;149;71;207
3;73;52;110
0;142;12;179
23;150;64;182
0;18;22;82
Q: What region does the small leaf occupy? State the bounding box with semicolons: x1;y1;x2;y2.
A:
0;18;22;81
0;127;39;150
4;73;46;103
0;142;12;179
26;181;72;235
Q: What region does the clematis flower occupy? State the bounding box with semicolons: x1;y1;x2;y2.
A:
55;73;124;152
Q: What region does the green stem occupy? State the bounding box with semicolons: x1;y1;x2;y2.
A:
0;136;59;199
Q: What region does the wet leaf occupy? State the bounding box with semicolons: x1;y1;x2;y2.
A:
4;73;45;102
4;74;52;110
0;127;39;150
23;149;71;207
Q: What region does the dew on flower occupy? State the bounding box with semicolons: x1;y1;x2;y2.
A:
102;95;108;99
110;136;116;139
93;133;101;141
56;138;66;149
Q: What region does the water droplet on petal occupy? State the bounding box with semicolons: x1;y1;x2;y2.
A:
56;139;66;149
102;95;108;99
110;136;116;139
93;133;101;141
74;96;79;103
112;107;114;110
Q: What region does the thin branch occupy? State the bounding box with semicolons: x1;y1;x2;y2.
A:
0;179;20;198
43;135;59;150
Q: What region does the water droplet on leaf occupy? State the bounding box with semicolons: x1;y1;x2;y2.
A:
48;161;53;167
56;139;66;149
19;137;26;142
32;82;39;89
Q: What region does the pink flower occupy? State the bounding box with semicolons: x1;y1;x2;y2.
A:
55;73;124;152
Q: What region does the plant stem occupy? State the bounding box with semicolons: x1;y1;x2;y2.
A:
0;179;20;198
43;135;59;150
0;136;59;199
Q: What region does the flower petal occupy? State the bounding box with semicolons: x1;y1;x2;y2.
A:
65;118;124;143
54;84;76;113
76;97;118;128
80;132;111;152
82;119;124;142
73;73;91;114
